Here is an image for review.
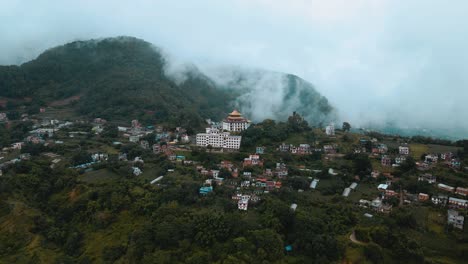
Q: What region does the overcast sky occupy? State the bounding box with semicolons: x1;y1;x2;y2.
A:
1;0;468;137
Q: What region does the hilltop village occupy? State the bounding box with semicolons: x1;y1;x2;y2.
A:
1;107;467;263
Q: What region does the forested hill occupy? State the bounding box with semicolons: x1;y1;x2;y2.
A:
0;36;335;127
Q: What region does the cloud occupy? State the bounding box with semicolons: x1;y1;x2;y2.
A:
1;0;468;138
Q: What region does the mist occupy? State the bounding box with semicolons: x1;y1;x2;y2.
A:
1;0;468;138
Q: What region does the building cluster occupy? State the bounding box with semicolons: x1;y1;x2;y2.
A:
196;157;289;211
278;143;322;155
379;144;410;167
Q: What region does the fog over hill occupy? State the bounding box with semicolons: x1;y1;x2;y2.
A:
0;37;335;128
1;1;468;138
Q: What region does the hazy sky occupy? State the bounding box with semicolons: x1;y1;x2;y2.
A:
1;0;468;137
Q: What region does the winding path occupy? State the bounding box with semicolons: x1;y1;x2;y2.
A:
349;230;366;245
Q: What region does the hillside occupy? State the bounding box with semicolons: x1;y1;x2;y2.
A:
0;37;335;127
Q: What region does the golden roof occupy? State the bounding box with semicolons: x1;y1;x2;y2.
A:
229;110;242;117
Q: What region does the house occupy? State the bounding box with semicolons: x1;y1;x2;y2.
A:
0;113;8;122
447;210;464;230
342;188;351;197
129;135;140;143
91;153;108;162
448;197;468;209
418;193;430;202
359;139;369;146
438;183;455;193
118;153;128;161
219;160;234;170
153;144;162;154
385;190;398;197
26;136;44;144
399;145;410;155
238;197;249;211
243;172;252;178
323;145;336;154
377;184;389;191
199;186;213;195
196;127;242;149
256;146;265;154
290;203;298;212
266;181;276;191
381;156;392;167
371;198;382;210
222;110;251;132
325;123;335;136
241;181;251;188
211;170;220;178
310;179;319;189
455;187;468;197
180;134;190;143
131;119;141;129
441;152;453;161
359;199;371;208
371;198;392;213
418;173;436;184
451;159;461;169
279;143;291;152
274;163;288;178
243;154;263;167
11;142;23;150
431;194;448;206
371;171;380;179
377;144;388;154
140;140;150;149
395;156;407;164
132;167;142;176
297;144;311;155
425;154;438;164
349;182;358;190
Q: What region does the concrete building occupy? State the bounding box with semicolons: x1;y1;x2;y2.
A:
325;123;335;136
399;145;410;155
222;110;251;132
447;210;464;230
196;127;241;149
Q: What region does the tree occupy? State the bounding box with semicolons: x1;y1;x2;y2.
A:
102;125;118;139
342;122;351;132
364;242;384;263
71;151;92;166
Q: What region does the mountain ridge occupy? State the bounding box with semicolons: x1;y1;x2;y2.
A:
0;36;335;127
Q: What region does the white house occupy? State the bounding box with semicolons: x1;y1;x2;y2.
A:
325;123;335;136
132;167;142;176
238;196;250;211
448;210;464;229
399;146;410;155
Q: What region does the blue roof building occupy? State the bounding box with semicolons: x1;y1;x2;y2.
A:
199;186;213;195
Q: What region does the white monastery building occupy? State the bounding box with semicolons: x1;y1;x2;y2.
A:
222;110;251;132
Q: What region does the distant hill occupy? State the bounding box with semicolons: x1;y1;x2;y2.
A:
0;37;335;127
